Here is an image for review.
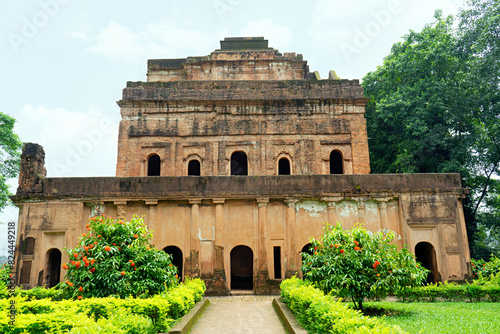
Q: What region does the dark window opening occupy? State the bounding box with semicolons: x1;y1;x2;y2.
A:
188;160;201;176
47;249;61;288
20;260;32;285
274;246;282;279
164;246;183;279
278;158;291;175
148;154;161;176
329;151;344;174
231;245;253;290
231;151;248;176
415;242;440;284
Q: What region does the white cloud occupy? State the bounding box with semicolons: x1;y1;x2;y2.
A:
307;0;460;79
14;105;119;178
240;19;293;51
88;21;222;63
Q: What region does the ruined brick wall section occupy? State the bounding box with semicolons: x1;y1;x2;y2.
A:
17;143;46;194
350;113;371;174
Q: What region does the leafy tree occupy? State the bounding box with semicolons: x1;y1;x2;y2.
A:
301;224;427;311
0;111;22;213
60;216;178;299
362;8;500;259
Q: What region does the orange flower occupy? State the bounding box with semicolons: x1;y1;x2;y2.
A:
354;246;361;251
66;280;70;284
354;240;359;246
373;261;380;269
79;286;83;292
68;282;73;286
121;271;125;276
90;268;96;273
112;243;116;246
314;246;318;250
133;234;138;239
84;246;89;251
130;263;135;267
94;241;98;245
97;235;102;238
335;244;340;248
314;252;318;255
340;249;345;254
90;259;95;265
175;275;178;279
104;246;111;252
376;274;380;277
77;296;82;300
81;233;86;237
73;253;79;258
147;246;150;250
90;244;94;249
169;264;173;267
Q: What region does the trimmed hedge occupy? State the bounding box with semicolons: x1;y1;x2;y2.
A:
395;280;500;302
280;277;407;334
0;278;205;334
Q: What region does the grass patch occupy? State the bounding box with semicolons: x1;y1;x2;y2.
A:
367;302;500;334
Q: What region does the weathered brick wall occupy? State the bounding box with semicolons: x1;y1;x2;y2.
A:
116;79;371;177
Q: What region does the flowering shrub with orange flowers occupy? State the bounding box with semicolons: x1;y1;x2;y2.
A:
301;224;428;310
61;215;178;299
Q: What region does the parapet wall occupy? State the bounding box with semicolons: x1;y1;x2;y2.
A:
12;173;464;201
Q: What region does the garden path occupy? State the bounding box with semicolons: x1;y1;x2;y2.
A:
189;295;287;334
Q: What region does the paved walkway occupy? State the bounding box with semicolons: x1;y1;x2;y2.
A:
189;296;288;334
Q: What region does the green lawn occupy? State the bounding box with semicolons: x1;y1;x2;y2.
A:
367;302;500;334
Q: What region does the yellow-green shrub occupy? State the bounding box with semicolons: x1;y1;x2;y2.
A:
281;277;407;334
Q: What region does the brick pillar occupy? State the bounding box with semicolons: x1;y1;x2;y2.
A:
114;201;127;220
17;143;46;194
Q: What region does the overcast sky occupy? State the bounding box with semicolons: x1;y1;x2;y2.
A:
0;0;463;253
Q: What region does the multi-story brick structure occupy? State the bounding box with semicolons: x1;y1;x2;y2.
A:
12;37;471;294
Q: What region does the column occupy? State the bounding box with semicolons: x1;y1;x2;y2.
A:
322;196;344;225
285;199;299;276
145;200;158;244
256;198;269;271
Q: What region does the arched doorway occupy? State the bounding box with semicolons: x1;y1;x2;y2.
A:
46;248;61;288
278;158;291;175
415;242;439;284
188;160;201;176
231;151;248;175
301;243;313;263
148;154;161;176
329;151;344;174
230;245;253;290
163;246;183;279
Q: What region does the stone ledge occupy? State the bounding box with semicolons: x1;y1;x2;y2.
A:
273;298;307;334
166;298;210;334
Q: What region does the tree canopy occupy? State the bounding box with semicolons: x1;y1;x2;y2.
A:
0;111;22;213
362;0;500;258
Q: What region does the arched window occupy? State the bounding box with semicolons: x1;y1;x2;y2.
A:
329;151;344;174
22;237;36;255
231;151;248;176
188;160;201;176
278;158;291;175
147;154;161;176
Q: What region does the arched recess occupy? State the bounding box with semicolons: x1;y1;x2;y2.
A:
147;154;161;176
22;237;36;255
46;248;61;288
230;245;253;290
278;157;291;175
187;160;201;176
415;242;440;284
163;246;183;279
231;151;248;176
330;150;344;174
